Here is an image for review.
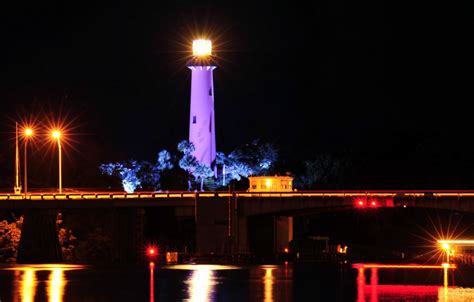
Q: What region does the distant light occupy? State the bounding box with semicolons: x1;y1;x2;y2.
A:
358;201;364;206
149;262;155;269
403;205;407;208
284;247;289;253
52;130;61;139
371;201;377;206
25;128;33;137
193;39;212;57
266;179;272;188
442;243;450;250
148;248;155;255
442;263;450;269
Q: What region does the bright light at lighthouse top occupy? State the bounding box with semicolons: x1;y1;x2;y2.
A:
193;39;212;57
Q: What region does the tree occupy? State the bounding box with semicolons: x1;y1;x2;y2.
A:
194;163;215;191
100;160;143;193
229;139;278;175
177;140;199;190
0;216;22;262
295;154;348;189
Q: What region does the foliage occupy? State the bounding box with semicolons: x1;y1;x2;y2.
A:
74;227;113;263
0;216;23;263
56;212;77;262
100;160;142;193
100;139;279;191
228;139;278;175
99;150;174;193
0;213;77;263
294;154;348;189
177;140;212;190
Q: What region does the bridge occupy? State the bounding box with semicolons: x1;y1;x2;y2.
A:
2;190;474;263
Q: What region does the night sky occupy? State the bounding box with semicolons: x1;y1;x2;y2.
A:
0;1;472;189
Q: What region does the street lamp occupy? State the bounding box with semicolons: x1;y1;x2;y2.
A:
52;130;62;194
23;127;33;194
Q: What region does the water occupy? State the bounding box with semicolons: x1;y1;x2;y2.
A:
1;263;474;301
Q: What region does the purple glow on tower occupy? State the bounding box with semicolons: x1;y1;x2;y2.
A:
188;40;216;168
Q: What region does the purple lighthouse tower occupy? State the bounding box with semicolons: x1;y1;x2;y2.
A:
188;39;216;167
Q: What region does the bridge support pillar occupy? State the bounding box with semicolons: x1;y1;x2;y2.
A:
195;197;229;254
111;208;145;262
17;210;62;263
248;215;293;257
275;216;293;253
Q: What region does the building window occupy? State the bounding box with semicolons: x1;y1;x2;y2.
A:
209;88;213;96
252;185;257;189
193;116;196;124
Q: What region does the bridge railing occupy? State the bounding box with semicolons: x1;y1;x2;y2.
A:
2;190;474;200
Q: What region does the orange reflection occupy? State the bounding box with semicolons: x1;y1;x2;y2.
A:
20;268;37;302
48;268;66;302
352;263;456;269
370;268;378;302
10;264;84;302
357;268;365;302
150;262;155;302
263;268;274;302
186;266;216;302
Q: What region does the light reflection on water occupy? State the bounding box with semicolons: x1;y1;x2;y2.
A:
2;262;474;301
165;264;236;302
354;263;474;301
6;264;85;302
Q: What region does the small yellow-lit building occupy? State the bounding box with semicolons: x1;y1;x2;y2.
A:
248;176;294;192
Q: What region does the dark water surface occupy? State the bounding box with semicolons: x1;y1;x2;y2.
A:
1;263;474;301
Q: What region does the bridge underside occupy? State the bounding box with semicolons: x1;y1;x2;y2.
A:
2;192;474;262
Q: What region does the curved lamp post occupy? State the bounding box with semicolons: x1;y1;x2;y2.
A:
52;130;62;194
23;127;33;194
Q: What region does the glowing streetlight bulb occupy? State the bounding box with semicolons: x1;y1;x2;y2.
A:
193;39;212;57
442;243;450;250
25;128;33;136
52;131;61;139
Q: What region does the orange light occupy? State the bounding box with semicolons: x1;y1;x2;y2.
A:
284;247;289;253
24;128;33;137
149;262;155;269
192;39;212;56
52;130;61;139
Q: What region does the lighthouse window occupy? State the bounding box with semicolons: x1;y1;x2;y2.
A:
209;88;213;96
193;116;196;124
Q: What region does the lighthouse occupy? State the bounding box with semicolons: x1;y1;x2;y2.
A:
188;39;216;167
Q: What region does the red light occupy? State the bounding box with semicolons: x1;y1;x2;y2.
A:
149;261;155;269
358;201;364;205
146;245;158;259
371;201;377;206
284;247;289;253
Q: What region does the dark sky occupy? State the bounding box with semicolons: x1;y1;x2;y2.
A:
0;1;472;189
